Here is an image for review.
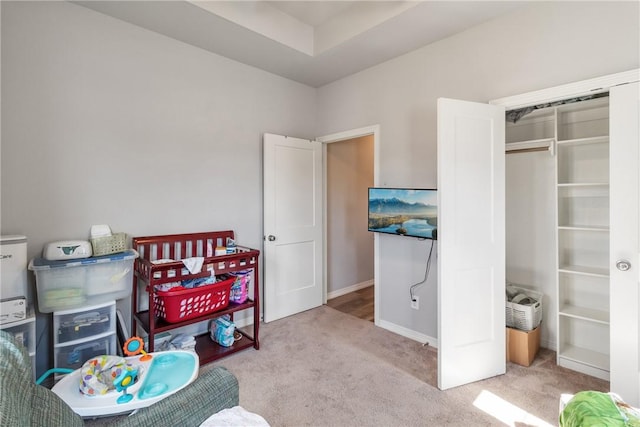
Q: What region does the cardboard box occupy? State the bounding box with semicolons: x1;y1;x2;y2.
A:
506;326;540;367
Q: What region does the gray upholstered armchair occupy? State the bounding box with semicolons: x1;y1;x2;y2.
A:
0;330;239;427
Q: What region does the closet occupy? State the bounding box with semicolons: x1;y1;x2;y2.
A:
505;95;611;380
437;70;639;401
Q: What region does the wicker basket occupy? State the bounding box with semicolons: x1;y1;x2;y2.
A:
154;276;234;323
90;233;127;256
506;285;543;331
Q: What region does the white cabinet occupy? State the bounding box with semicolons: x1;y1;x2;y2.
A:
1;235;34;378
1;313;36;379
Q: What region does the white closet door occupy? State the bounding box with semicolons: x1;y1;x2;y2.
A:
437;98;506;390
610;81;640;406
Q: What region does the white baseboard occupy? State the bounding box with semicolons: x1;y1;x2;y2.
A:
327;281;437;348
374;321;553;353
377;318;438;349
541;338;556;351
327;279;374;300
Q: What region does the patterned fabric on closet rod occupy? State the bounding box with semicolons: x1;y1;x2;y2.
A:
506;92;608;123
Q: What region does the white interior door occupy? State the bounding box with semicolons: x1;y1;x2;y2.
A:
609;81;640;406
263;133;323;323
437;98;506;390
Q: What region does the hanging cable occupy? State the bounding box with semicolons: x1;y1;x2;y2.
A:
409;238;435;302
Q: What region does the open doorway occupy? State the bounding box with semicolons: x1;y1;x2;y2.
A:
323;134;375;322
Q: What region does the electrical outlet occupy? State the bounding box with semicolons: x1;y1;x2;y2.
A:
411;296;419;310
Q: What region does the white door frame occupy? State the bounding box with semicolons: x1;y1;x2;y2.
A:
317;125;381;325
490;69;639;108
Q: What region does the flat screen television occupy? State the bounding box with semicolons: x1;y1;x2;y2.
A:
368;187;437;239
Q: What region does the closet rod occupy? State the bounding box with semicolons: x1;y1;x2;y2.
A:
505;138;555;155
506;146;550;155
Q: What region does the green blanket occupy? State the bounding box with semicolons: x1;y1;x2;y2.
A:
560;391;640;427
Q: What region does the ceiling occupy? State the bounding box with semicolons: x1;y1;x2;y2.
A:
76;1;529;88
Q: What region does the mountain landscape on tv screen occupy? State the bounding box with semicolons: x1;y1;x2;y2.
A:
368;197;437;238
368;197;435;215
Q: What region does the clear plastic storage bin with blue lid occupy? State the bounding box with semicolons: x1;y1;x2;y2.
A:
29;250;138;313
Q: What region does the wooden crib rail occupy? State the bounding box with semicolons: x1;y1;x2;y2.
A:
133;230;235;261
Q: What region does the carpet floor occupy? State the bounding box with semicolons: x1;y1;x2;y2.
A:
206;305;608;426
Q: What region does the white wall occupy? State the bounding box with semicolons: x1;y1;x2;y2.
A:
316;1;640;343
1;1;316;374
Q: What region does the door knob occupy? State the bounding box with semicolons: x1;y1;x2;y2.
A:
267;235;276;242
616;260;631;271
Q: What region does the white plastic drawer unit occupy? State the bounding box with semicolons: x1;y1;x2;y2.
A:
53;301;116;345
54;334;116;370
29;249;138;312
1;316;36;356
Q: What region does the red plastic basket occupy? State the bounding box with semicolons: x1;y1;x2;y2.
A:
153;276;234;323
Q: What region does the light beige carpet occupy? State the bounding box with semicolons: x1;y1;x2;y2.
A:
207;305;608;427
